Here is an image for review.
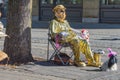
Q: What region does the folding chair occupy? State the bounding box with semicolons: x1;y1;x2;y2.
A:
47;27;74;65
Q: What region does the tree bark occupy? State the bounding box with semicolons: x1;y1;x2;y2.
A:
4;0;33;64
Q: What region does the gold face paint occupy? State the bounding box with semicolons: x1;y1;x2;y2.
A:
53;5;66;22
55;9;66;22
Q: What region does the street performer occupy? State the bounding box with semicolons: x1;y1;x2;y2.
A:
49;4;101;67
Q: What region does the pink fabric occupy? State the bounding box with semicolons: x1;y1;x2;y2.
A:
81;29;89;42
55;34;60;49
107;48;117;57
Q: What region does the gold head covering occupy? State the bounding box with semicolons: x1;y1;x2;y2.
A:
53;5;66;13
52;5;66;22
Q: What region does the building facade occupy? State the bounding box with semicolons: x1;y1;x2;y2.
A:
33;0;120;23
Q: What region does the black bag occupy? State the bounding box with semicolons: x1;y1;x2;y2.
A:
54;52;73;65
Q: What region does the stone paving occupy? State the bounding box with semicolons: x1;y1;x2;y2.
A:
31;29;120;80
0;28;120;80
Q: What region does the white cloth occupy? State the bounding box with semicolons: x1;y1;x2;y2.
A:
59;31;69;40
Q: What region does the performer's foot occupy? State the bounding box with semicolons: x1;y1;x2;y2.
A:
74;61;86;67
87;62;102;67
97;62;103;67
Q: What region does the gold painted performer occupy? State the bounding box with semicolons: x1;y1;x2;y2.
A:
49;5;101;67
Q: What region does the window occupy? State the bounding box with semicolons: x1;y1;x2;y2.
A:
41;0;82;5
101;0;120;5
56;0;82;4
41;0;54;4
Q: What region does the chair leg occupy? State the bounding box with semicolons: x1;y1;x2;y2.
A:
49;46;62;60
65;52;74;65
47;41;74;65
56;53;66;65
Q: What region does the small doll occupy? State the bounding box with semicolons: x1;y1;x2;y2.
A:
70;28;90;43
100;48;117;71
80;29;89;43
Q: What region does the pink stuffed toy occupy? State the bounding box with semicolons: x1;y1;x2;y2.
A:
81;29;89;43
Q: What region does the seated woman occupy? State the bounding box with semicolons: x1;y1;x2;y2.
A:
49;4;101;67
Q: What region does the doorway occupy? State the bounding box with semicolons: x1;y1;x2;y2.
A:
99;0;120;23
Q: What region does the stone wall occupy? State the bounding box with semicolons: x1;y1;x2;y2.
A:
83;0;99;18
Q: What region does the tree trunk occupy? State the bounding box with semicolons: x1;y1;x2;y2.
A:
3;0;33;64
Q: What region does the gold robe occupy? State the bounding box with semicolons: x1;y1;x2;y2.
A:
50;19;95;66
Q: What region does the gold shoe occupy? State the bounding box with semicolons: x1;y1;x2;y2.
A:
87;62;101;67
74;61;86;67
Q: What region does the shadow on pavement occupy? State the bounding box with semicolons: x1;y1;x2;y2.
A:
33;57;71;66
96;38;120;41
80;68;102;72
34;60;73;67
